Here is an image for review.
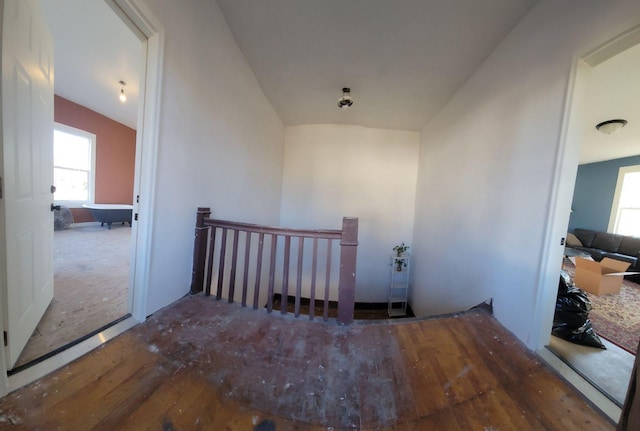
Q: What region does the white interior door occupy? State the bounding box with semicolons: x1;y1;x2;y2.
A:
1;0;54;368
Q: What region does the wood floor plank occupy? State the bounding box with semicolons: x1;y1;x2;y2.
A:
48;353;168;428
396;407;462;430
0;296;616;430
451;388;542;430
118;368;249;431
510;367;612;431
394;322;450;417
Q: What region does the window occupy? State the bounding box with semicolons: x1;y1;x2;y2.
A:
609;165;640;237
53;123;96;206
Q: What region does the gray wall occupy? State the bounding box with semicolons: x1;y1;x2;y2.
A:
569;155;640;232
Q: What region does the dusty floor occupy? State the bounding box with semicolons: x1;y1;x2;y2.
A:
15;224;130;368
0;295;615;430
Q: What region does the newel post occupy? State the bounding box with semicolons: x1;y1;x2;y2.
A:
190;207;211;294
337;217;358;325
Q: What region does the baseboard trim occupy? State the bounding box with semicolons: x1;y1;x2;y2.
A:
271;293;416;317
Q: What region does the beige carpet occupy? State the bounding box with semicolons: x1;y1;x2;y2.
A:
14;223;130;368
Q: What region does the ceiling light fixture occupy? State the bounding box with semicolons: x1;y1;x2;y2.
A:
337;87;353;108
119;80;127;102
595;119;627;134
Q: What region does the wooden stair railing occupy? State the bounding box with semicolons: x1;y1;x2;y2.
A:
190;207;359;324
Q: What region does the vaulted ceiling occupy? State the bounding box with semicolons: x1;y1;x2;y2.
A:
39;0;141;130
216;0;540;131
40;0;640;164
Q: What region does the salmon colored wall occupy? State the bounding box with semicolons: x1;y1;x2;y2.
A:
54;96;136;223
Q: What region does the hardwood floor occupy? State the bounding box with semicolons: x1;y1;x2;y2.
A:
14;224;130;368
0;295;615;430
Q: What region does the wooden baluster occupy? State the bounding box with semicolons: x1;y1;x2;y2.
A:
253;233;265;310
309;238;318;320
204;226;217;296
282;236;291;315
242;231;251;307
337;217;358;325
267;234;277;313
324;239;332;322
192;212;356;324
189;207;211;294
228;229;240;303
216;228;228;300
295;237;304;318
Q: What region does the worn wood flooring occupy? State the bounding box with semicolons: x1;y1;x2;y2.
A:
0;295;615;430
14;224;130;368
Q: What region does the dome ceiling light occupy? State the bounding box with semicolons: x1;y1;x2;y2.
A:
337;87;353;108
596;119;627;134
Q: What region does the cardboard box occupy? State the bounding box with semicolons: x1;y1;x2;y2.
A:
572;256;633;296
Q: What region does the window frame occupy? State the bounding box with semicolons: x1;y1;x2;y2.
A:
607;164;640;236
53;122;97;207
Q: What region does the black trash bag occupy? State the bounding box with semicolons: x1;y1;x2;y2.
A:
552;273;606;349
558;270;573;295
554;306;588;329
552;318;606;349
555;287;592;314
555;271;591;318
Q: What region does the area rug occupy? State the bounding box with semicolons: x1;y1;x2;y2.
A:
562;258;640;355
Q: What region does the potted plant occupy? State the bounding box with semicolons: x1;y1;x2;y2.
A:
393;242;409;257
394;259;407;272
392;243;409;271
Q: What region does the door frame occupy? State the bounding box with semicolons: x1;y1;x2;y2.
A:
532;23;640;350
105;0;164;323
0;0;164;395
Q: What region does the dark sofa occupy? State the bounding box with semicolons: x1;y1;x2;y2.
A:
566;228;640;280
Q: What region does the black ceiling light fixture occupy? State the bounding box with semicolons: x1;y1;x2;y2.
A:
337;87;353;108
119;80;127;102
596;119;627;134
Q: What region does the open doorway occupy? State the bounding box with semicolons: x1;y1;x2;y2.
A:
9;0;143;371
1;0;161;391
548;37;640;407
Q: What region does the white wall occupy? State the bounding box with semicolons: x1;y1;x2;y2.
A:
281;124;419;302
141;0;285;315
412;0;640;348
